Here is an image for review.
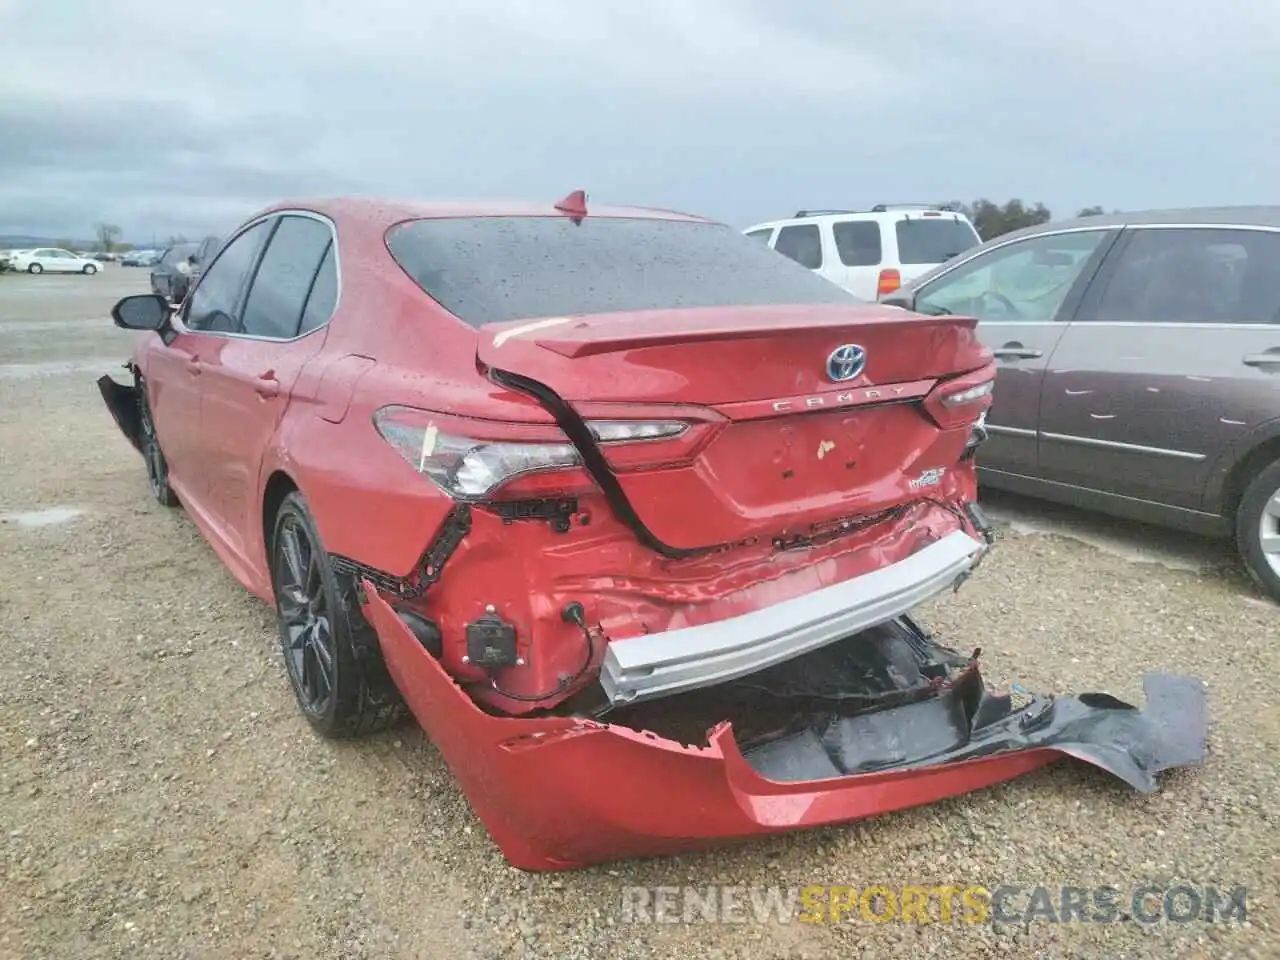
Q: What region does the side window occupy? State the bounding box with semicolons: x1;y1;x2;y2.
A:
240;216;334;339
1093;228;1280;325
745;228;774;244
915;230;1107;322
299;242;338;335
185;220;272;333
774;224;823;269
832;221;882;267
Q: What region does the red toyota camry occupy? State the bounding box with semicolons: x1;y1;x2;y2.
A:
98;193;1204;870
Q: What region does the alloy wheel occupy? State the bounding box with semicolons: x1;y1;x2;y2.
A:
275;517;337;716
138;397;166;500
1260;484;1280;579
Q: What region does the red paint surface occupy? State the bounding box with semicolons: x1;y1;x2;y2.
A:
131;196;992;716
365;587;1059;871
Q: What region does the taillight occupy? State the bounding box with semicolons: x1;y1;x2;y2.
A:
940;379;994;407
876;268;901;297
921;363;995;429
372;406;691;501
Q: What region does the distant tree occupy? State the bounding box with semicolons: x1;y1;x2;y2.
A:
55;238;76;251
94;222;122;252
946;199;1053;241
165;234;188;246
1076;206;1107;217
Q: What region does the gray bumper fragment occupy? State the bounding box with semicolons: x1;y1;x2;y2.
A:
599;529;987;706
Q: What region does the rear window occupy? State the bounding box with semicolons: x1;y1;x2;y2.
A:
833;221;882;267
894;217;980;265
385;217;856;326
773;224;823;269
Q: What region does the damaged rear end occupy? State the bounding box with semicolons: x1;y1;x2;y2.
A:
377;214;999;715
354;210;1205;869
365;590;1207;871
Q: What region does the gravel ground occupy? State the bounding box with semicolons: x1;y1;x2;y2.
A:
1;270;1276;959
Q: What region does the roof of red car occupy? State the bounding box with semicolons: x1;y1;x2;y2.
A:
254;197;717;226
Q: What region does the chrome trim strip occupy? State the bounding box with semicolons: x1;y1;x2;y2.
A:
1039;431;1206;461
598;530;986;706
986;424;1036;438
977;466;1223;520
1058;320;1280;329
1129;223;1280;234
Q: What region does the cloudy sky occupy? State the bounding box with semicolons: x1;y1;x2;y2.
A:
2;0;1276;242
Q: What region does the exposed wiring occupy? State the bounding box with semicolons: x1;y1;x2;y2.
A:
485;602;599;704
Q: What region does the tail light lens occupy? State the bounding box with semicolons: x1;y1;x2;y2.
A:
876;268;902;297
921;363;995;429
372;406;690;501
940;379;994;407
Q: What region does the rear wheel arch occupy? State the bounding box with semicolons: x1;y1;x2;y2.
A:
1220;434;1280;520
261;470;300;561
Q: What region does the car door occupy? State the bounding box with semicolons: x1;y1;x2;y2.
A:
198;213;338;560
1038;224;1280;511
910;227;1117;476
49;249;75;272
151;247;176;297
163;219;276;514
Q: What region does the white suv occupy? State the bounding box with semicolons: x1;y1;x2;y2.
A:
744;204;981;300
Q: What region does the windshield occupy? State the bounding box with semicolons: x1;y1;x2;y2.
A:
385;216;858;326
895;217;981;265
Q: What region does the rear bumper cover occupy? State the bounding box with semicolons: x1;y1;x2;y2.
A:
97;373;143;453
363;586;1208;872
600;529;986;706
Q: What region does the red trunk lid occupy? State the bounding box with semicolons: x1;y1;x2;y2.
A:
478;303;989;550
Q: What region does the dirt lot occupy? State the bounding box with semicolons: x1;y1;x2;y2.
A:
1;269;1277;959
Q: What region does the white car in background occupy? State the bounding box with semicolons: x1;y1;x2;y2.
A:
9;247;102;275
744;204;982;300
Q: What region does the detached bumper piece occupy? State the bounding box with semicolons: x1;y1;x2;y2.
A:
96;373;143;453
600;529;987;706
364;588;1208;872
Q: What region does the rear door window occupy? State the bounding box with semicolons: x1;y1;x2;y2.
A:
773;224;823;269
240;215;334;339
832;221;882;266
1093;227;1280;324
895;217;981;265
299;242;339;335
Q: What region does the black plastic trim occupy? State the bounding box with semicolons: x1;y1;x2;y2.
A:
487;367;714;559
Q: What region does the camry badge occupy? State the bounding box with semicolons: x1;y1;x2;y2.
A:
826;344;866;382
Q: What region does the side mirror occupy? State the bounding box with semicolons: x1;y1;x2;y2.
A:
111;294;171;331
880;289;916;311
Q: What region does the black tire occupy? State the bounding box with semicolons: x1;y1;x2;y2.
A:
27;263;42;274
138;383;179;507
270;491;407;738
1236;457;1280;602
82;263;97;275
